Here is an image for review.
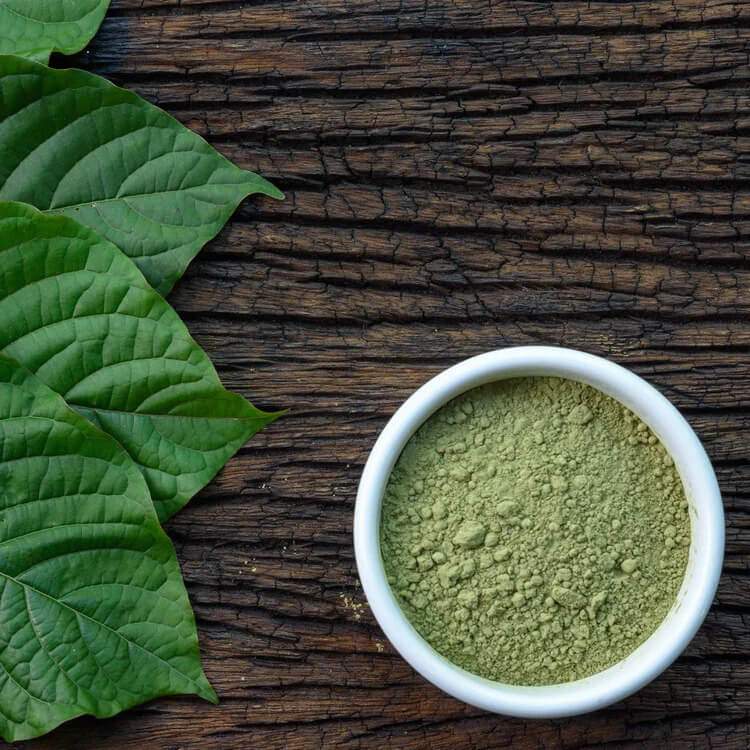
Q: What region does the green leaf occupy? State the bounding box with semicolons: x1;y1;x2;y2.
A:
0;0;111;64
0;55;283;295
0;202;280;521
0;351;217;743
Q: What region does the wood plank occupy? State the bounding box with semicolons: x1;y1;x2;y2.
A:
112;0;750;33
84;16;750;89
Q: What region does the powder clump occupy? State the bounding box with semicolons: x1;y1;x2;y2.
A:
380;377;690;685
454;521;487;550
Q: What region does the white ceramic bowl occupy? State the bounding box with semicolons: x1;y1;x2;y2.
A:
354;346;724;718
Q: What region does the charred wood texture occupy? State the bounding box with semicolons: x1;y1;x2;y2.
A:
15;1;750;748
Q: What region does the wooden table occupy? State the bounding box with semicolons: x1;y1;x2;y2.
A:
21;1;750;748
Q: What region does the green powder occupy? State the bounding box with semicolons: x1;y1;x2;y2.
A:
380;376;690;685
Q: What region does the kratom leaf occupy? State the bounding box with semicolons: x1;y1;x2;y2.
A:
0;0;111;64
0;55;283;295
0;202;280;521
0;351;217;743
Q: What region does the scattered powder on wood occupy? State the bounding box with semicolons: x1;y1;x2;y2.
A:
340;592;365;621
380;376;690;685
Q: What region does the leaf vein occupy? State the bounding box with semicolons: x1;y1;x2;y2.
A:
0;570;203;692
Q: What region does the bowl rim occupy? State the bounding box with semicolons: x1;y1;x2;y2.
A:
353;345;724;718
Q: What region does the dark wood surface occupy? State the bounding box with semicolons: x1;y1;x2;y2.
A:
14;0;750;747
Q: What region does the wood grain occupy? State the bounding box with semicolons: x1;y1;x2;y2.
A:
11;0;750;747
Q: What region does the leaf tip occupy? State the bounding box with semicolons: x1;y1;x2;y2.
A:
199;681;220;705
253;175;284;201
252;406;287;431
266;407;289;423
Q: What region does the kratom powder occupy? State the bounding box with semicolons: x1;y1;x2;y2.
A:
380;376;691;685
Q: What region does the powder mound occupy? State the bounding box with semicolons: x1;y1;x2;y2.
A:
380;376;690;686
